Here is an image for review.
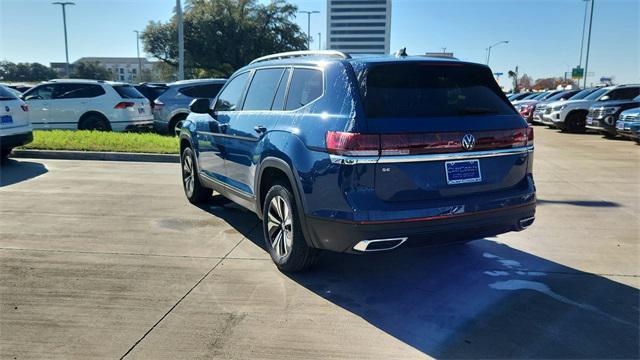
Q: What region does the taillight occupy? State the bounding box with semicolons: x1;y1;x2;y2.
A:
526;127;534;146
153;100;164;110
381;133;460;155
114;102;135;109
20;104;28;112
326;131;380;156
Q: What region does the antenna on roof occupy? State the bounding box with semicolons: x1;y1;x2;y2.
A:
395;47;408;58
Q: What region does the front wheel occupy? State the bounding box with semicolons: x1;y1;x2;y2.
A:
263;183;318;272
181;147;212;204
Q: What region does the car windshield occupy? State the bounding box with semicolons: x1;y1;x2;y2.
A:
568;88;594;100
359;62;515;118
546;91;574;101
0;85;19;100
584;88;608;100
113;85;145;99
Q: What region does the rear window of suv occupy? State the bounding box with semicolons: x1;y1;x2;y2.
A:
113;85;145;99
359;63;515;118
0;85;19;100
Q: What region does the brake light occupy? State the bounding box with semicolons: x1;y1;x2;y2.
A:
114;102;135;109
153;100;164;110
326;129;531;157
20;104;28;112
326;131;380;156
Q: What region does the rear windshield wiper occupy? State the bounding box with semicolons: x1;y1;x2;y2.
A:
458;107;499;115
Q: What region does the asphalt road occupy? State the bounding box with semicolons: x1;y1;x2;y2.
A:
1;128;638;359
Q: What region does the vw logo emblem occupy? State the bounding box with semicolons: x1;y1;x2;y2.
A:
462;134;476;151
4;106;9;112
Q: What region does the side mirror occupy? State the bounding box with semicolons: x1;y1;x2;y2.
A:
599;95;610;101
189;98;211;114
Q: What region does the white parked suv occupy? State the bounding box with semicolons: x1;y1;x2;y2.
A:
541;85;640;133
0;85;33;159
21;79;153;131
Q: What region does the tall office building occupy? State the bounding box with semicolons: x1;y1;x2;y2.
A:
326;0;392;55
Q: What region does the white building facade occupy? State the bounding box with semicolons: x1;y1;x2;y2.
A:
74;57;157;82
326;0;392;55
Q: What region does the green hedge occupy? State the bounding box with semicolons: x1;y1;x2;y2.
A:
22;130;179;154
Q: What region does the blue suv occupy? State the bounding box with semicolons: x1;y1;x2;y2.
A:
179;50;536;272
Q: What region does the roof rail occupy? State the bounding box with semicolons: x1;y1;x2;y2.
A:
249;50;351;65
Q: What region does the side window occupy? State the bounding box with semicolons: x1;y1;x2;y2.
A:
214;72;250;112
24;85;55;100
285;68;323;110
179;84;223;98
243;68;285;111
271;68;291;111
56;84;105;99
611;87;640;100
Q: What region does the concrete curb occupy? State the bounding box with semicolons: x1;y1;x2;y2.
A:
12;149;179;163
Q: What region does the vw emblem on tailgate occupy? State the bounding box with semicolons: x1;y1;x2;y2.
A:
461;134;476;151
4;106;9;112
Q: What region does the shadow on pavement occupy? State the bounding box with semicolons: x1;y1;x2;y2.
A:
537;199;621;207
200;200;640;359
0;159;48;187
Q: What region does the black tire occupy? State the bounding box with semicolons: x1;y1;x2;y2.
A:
79;114;111;131
262;182;318;272
565;112;585;133
169;114;187;137
181;147;212;204
602;131;616;139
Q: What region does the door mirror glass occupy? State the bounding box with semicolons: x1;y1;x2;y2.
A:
599;95;610;101
189;98;211;114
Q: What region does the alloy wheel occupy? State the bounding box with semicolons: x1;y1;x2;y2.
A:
267;195;293;257
174;120;184;136
182;153;195;197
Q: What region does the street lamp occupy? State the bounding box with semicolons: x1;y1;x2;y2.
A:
176;0;184;80
52;1;75;78
134;30;142;82
583;0;595;88
486;40;509;66
298;10;319;50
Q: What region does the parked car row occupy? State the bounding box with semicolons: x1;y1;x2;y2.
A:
2;78;227;136
509;84;640;142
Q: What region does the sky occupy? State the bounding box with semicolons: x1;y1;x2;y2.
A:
1;0;638;89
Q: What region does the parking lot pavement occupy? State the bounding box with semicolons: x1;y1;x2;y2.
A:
1;128;638;359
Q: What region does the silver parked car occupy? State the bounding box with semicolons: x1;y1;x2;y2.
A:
153;79;226;135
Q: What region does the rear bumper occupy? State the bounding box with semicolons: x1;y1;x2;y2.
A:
1;130;33;150
305;201;536;253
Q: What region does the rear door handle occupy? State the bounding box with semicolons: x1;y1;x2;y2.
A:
254;125;267;134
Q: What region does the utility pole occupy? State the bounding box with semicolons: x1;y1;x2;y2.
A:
134;30;142;82
583;0;594;88
52;2;75;78
578;0;589;68
298;10;319;50
176;0;184;80
318;32;322;50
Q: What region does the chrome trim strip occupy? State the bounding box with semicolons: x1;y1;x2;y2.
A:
198;131;258;142
330;146;533;165
353;237;408;252
198;172;255;200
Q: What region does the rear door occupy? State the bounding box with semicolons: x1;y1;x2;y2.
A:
358;62;530;202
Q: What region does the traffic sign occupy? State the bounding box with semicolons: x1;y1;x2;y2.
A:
572;67;584;80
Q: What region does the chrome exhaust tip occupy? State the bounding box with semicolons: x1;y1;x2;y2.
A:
353;237;408;252
518;216;535;230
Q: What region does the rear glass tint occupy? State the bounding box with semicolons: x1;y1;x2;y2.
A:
135;86;168;101
178;83;223;98
0;85;18;100
113;85;145;99
359;63;515;118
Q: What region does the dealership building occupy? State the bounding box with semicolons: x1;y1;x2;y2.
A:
326;0;392;54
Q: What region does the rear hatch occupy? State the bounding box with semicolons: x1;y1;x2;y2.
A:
113;85;152;120
0;86;30;131
357;61;531;202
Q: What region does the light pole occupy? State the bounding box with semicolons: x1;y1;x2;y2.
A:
583;0;595;88
52;2;75;78
578;0;589;69
486;40;508;66
176;0;184;80
318;32;322;50
298;10;319;50
134;30;142;82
